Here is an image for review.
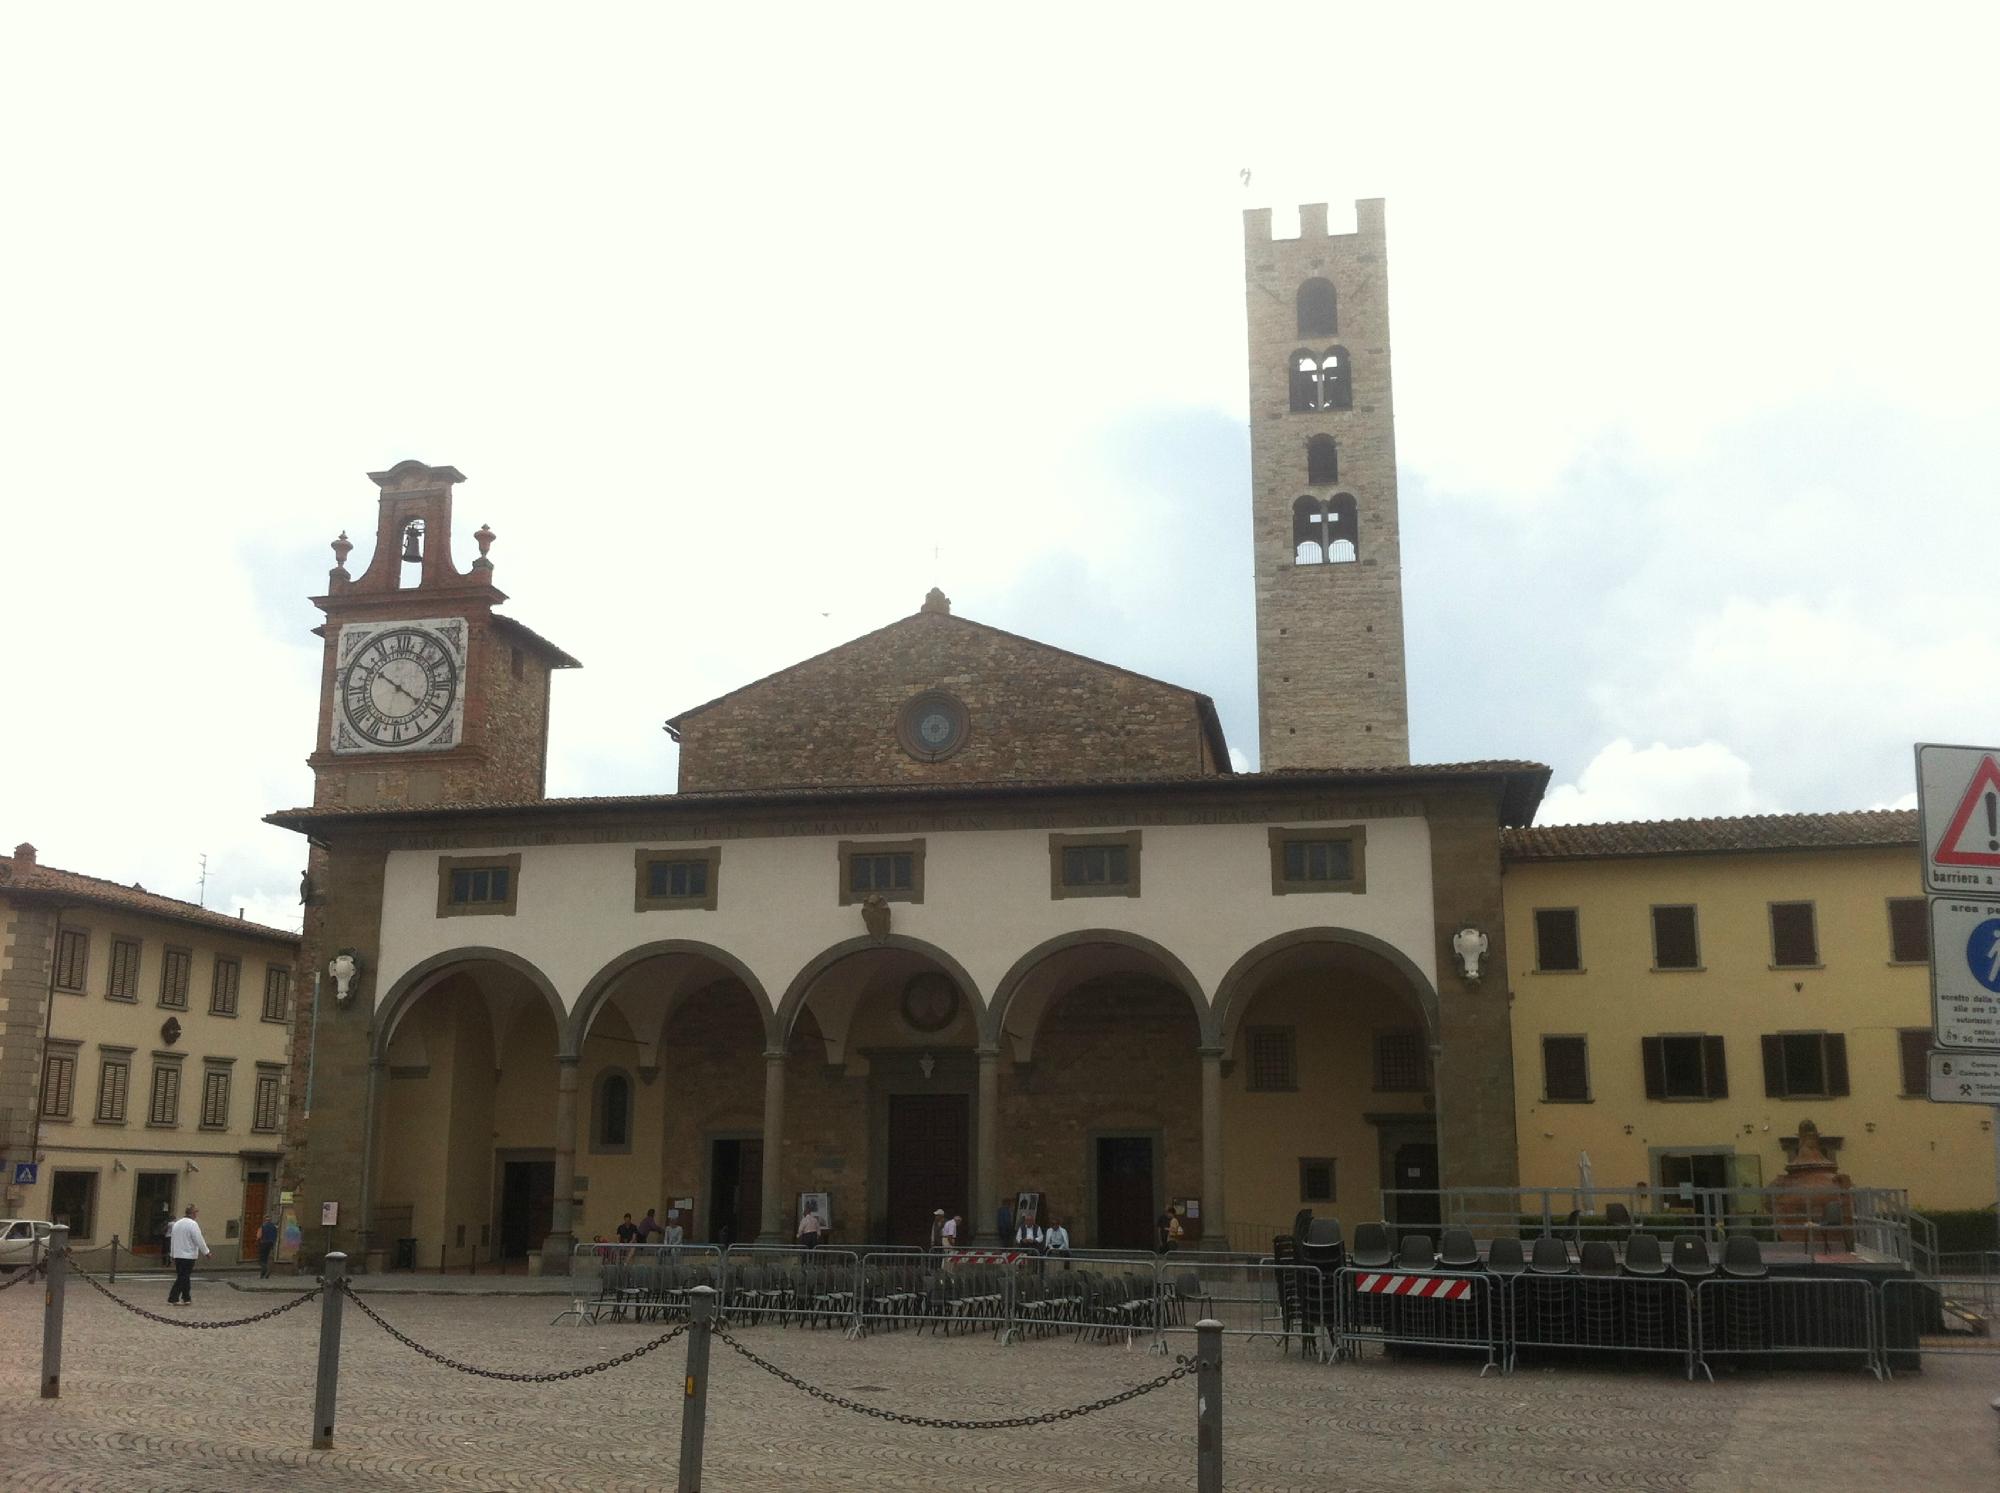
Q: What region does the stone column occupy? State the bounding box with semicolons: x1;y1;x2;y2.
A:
355;1055;385;1270
1199;1046;1226;1250
540;1055;580;1270
756;1049;786;1244
974;1045;1000;1244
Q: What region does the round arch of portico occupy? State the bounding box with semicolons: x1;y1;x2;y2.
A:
773;934;985;1051
564;939;774;1059
984;928;1214;1049
1211;927;1441;1055
371;946;568;1062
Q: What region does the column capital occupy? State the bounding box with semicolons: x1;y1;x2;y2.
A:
762;1047;788;1063
556;1053;581;1069
1197;1045;1227;1061
974;1044;1001;1061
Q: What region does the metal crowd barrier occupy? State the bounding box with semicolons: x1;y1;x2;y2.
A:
717;1246;860;1330
1505;1274;1697;1380
1153;1259;1326;1358
557;1242;725;1326
1332;1266;1499;1375
1878;1275;2000;1371
1693;1277;1879;1379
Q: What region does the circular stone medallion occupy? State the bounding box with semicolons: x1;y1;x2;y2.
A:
896;690;970;762
901;971;962;1033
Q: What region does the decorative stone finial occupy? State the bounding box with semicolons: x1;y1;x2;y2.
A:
472;522;496;570
921;587;951;616
861;892;892;939
330;531;353;579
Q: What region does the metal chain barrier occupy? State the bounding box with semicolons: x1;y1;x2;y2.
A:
343;1283;688;1382
74;1268;322;1329
0;1264;45;1293
712;1325;1194;1430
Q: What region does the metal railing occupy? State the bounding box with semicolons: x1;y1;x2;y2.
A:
1693;1277;1880;1379
1151;1259;1324;1357
1331;1265;1499;1374
1503;1272;1697;1379
1879;1275;2000;1368
557;1242;725;1326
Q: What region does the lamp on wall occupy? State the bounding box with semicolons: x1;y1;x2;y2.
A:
329;950;362;1005
1450;926;1489;982
185;1161;199;1174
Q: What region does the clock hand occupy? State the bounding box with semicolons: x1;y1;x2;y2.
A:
378;673;423;708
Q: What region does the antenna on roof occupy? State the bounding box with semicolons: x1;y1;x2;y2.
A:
197;853;208;908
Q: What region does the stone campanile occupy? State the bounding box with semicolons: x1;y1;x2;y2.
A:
1244;199;1409;768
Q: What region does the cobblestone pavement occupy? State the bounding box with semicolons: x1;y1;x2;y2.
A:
3;1283;1996;1491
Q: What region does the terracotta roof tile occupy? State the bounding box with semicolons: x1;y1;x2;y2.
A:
1502;809;1918;861
0;854;301;946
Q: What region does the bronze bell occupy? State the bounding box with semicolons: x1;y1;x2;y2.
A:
401;522;423;563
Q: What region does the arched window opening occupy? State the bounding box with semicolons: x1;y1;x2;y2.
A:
1291;494;1360;565
1288;349;1318;412
1307;434;1338;485
1297;277;1338;337
1317;346;1352;410
593;1069;632;1152
1325;494;1359;561
1327;538;1357;563
1295;539;1324;564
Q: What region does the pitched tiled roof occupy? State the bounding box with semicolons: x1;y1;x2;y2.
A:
0;853;301;946
268;759;1553;830
1502;809;1919;861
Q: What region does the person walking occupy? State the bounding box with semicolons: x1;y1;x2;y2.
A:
797;1203;824;1251
930;1208;947;1251
256;1214;279;1278
167;1205;211;1305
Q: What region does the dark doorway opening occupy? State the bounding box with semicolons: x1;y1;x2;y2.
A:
886;1093;968;1247
708;1138;763;1246
1390;1141;1441;1229
499;1160;555;1258
1095;1136;1156;1251
132;1172;177;1255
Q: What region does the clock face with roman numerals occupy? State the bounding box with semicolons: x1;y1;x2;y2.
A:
333;619;466;754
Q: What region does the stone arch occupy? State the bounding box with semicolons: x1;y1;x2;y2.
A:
985;929;1212;1050
372;946;567;1062
774;934;984;1050
565;939;773;1058
1211;927;1440;1053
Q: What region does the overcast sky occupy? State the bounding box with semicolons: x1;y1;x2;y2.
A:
3;4;1995;931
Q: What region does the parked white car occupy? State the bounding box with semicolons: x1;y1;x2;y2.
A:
0;1219;55;1270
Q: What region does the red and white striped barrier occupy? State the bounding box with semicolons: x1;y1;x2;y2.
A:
943;1250;1028;1266
1353;1272;1475;1300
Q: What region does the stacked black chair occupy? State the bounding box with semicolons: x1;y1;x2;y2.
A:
1351;1223;1393;1269
1523;1235;1576;1354
1298;1217;1344;1351
1620;1232;1673;1351
1438;1229;1479;1271
1672;1233;1720;1357
1485;1236;1528;1366
1577;1240;1621;1346
1718;1234;1769;1354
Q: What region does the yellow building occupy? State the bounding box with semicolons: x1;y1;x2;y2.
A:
0;843;300;1264
1503;810;1994;1215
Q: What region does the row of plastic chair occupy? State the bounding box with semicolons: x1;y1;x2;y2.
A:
1302;1214;1772;1281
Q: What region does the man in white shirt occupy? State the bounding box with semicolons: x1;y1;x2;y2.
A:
166;1205;210;1305
940;1213;959;1250
1043;1219;1071;1256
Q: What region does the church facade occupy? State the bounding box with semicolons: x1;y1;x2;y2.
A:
275;201;1553;1263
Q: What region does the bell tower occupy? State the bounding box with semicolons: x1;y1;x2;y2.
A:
307;460;579;811
1244;199;1410;768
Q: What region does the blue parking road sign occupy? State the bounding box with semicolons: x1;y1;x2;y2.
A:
12;1162;36;1186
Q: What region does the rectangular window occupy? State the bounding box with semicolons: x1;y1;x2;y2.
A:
1373;1031;1427;1092
1049;831;1142;899
1542;1035;1591;1102
435;854;523;918
1246;1027;1297;1092
262;966;292;1023
49;1171;96;1241
633;847;722;912
253;1068;283;1132
210;957;240;1016
1651;905;1700;970
1533;909;1582;972
1770;902;1819;967
200;1069;231;1129
1888;899;1929;964
837;840;926;905
95;1055;130;1122
1299;1157;1336;1204
159;947;191;1009
1268;826;1366;894
108;938;142;1001
40;1050;76;1118
1642;1034;1729;1100
1761;1032;1849;1099
54;927;89;992
1898;1028;1929;1098
148;1064;182;1126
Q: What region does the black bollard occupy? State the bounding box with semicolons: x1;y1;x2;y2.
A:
678;1284;716;1491
41;1226;70;1400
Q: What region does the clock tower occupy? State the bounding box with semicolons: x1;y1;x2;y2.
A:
307;459;579;812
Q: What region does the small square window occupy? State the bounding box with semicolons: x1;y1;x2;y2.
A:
1651;906;1700;970
1533;909;1581;972
1770;902;1819;967
1643;1034;1728;1101
634;848;722;912
1299;1157;1336;1203
1373;1031;1428;1092
1762;1031;1848;1099
1049;831;1141;899
837;840;926;906
436;854;522;917
1268;827;1365;894
1542;1036;1591;1102
1887;899;1929;964
1246;1027;1297;1092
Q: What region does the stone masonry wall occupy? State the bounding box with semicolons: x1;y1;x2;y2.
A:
1245;200;1411;767
0;898;55;1210
675;611;1219;792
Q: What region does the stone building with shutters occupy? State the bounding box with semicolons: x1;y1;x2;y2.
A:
0;844;299;1263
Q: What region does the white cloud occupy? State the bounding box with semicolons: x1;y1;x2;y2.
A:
1539;740;1768;826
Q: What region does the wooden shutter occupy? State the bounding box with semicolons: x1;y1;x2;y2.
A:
1898;1030;1929;1096
1761;1035;1785;1098
1888;900;1929;963
1641;1037;1666;1100
1703;1035;1728;1098
1824;1033;1849;1097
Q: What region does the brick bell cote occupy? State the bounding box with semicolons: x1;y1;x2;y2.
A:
327;459;495;598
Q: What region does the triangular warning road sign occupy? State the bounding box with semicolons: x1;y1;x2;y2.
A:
1936;753;2000;867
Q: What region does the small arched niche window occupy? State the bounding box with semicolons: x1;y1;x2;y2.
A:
1297;277;1338;338
1292;494;1360;565
592;1068;633;1154
1288;349;1319;412
1306;434;1338;485
1317;346;1352;410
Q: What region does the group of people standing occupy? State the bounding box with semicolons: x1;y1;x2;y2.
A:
991;1198;1071;1255
614;1208;686;1246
